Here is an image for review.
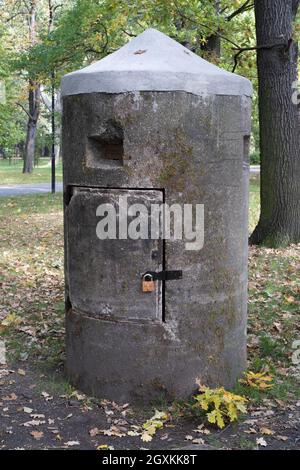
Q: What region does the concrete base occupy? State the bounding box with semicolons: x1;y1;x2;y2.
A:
66;304;247;404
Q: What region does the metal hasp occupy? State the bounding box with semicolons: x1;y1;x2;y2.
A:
61;28;252;403
144;271;183;281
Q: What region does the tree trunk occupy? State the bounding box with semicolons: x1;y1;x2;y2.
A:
23;0;40;174
250;0;300;246
23;122;36;173
201;0;221;61
55;125;61;164
23;81;40;173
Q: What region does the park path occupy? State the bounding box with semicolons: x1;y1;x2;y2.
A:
0;167;260;197
0;182;63;197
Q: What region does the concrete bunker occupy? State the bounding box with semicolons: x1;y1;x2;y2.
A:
61;28;252;403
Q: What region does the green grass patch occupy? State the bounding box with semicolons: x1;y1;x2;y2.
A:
0;158;62;185
0;192;62;217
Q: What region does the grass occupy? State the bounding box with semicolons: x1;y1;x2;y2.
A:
0;158;62;185
0;178;299;409
0;192;64;369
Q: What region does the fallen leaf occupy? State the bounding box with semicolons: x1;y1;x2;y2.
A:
89;427;99;438
65;441;80;447
102;426;126;437
193;425;210;435
30;431;44;440
41;391;53;401
276;435;288;441
140;410;169;442
192;438;205;445
127;431;140;437
23;420;46;427
260;427;274;435
3;393;17;401
97;444;114;450
23;407;33;414
17;369;26;376
141;432;152;442
256;437;267;447
70;391;85;401
244;428;257;434
0;369;10;379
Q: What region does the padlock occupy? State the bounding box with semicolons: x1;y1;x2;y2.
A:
142;273;155;292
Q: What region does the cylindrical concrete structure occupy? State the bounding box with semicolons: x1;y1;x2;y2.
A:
61;28;252;403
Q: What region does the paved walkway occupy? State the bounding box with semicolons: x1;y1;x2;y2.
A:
250;165;260;174
0;167;260;197
0;182;63;197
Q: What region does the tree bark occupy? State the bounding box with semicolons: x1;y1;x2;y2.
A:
250;0;300;246
23;80;40;173
23;0;40;174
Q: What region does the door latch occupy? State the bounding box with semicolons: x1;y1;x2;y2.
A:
142;270;182;282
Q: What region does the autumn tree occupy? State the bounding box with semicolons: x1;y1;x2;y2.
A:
1;0;66;173
22;0;41;173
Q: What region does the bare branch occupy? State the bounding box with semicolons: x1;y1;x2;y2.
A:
174;8;240;48
227;1;254;22
121;30;136;37
5;10;28;22
16;102;33;120
231;39;292;72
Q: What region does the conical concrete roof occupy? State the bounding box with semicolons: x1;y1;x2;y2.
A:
61;28;252;97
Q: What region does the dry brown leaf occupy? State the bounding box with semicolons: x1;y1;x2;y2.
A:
276;435;288;441
260;427;274;435
192;438;205;445
30;431;44;440
3;393;17;401
92;426;126;438
244;428;257;434
89;427;99;438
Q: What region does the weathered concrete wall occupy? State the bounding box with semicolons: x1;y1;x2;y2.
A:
63;90;251;403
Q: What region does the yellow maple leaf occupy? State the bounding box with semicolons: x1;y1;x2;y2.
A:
240;371;274;390
141;432;153;442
